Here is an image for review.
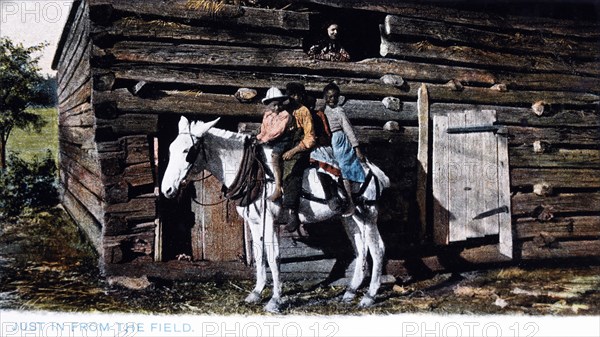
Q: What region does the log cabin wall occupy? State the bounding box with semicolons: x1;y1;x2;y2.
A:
53;0;600;278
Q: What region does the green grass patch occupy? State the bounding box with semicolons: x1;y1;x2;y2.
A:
6;107;58;162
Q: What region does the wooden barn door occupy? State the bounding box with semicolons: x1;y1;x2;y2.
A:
432;110;513;258
190;173;246;262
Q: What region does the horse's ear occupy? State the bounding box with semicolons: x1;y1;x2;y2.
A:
191;118;220;137
178;116;190;132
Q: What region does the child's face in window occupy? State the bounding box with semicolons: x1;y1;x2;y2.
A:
327;24;339;40
324;89;340;108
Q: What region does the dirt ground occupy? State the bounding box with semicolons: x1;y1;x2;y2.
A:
1;207;599;316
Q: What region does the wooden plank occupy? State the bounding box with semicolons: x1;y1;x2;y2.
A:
510;147;600;168
380;35;600;77
92;17;303;48
480;110;499;236
58;4;90;96
58;44;91;103
89;0;310;31
416;84;429;240
508;126;600;146
195;175;244;262
497;124;513;258
103;260;253;280
62;189;102;252
512;192;600;217
515;216;600;240
432;114;449;244
448;112;467;241
521;240;600;260
384;15;599;59
464;110;484;238
511;168;600;189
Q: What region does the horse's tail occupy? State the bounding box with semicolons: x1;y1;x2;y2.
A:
366;160;390;191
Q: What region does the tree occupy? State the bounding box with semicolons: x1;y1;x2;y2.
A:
0;37;47;169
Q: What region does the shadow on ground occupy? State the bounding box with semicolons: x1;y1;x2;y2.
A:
1;207;599;315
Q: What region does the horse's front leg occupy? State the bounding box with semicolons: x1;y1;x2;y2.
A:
263;210;282;313
244;214;267;304
360;206;385;308
341;216;367;303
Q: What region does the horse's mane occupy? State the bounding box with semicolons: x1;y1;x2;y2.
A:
207;127;250;143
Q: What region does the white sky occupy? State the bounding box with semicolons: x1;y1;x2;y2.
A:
0;0;75;75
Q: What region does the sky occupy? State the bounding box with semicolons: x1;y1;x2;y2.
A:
0;0;75;75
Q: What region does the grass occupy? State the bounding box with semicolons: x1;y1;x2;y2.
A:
5;107;58;162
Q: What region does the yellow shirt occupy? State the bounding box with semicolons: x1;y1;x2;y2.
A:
293;105;316;150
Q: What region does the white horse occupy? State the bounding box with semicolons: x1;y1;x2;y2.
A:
161;116;390;312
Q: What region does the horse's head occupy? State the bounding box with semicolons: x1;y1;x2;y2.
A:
161;116;220;199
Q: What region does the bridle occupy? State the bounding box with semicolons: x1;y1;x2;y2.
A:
178;130;225;206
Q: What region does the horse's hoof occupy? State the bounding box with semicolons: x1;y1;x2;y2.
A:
264;298;282;313
358;295;375;308
244;291;261;304
341;290;356;303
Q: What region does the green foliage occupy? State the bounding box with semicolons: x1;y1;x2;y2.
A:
0;151;59;218
0;37;48;168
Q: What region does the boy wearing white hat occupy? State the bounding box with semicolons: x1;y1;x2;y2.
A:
256;87;291;201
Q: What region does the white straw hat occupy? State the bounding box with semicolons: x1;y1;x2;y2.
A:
261;87;288;104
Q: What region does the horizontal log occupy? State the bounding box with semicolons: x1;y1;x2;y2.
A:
59;125;96;148
124;136;152;165
56;0;87;75
431;103;600;127
62;189;103;252
63;170;105;223
509;147;600;168
239;122;418;145
89;0;310;31
380;36;600;77
515;216;600;240
59;126;96;149
92;17;303;48
60;141;101;178
508;126;600;146
105;42;496;84
309;0;600;39
60;154;104;199
105;194;156;222
495;71;600;95
110;59;600;95
124;161;154;187
384;15;599;59
511;192;600;216
58;40;91;100
521;240;600;260
112;64;600;106
96;114;159;139
511;168;600;189
59;103;94;127
58;79;92;114
104;43;599;106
